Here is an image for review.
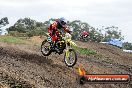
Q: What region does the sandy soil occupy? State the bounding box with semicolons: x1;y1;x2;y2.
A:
0;41;132;88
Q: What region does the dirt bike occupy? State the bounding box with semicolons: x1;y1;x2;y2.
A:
78;35;89;42
41;32;77;67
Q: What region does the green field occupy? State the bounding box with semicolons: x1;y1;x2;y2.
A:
0;36;27;44
73;46;97;55
0;35;97;56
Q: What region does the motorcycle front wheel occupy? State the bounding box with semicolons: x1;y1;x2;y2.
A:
64;49;77;67
41;40;52;56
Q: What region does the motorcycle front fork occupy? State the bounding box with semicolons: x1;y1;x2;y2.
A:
65;49;70;58
65;44;71;58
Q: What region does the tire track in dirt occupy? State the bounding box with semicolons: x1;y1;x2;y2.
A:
79;55;132;75
0;43;131;88
0;45;83;88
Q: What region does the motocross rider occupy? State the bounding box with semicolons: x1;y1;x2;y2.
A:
48;17;72;52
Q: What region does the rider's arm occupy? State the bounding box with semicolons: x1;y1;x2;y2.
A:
63;26;71;34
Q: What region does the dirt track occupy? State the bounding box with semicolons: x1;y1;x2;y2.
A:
0;42;132;88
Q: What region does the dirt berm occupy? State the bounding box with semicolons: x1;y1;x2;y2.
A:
0;42;132;88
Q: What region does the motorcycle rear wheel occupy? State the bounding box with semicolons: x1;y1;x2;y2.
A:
41;40;52;56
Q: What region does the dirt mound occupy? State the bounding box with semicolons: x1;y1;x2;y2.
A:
0;42;132;88
75;41;132;67
0;43;79;88
28;36;46;45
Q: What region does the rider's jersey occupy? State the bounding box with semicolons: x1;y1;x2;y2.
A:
81;31;89;37
48;20;70;41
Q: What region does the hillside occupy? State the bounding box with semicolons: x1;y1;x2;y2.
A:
0;36;132;88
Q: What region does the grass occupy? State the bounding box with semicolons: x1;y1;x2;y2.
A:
0;36;28;44
0;35;97;55
73;46;97;55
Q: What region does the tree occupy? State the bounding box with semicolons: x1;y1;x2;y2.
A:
123;42;132;50
7;17;124;43
68;20;90;40
0;17;9;28
88;27;103;42
102;26;124;42
7;17;48;37
16;18;36;32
